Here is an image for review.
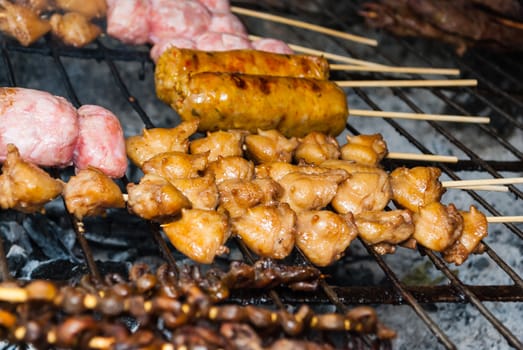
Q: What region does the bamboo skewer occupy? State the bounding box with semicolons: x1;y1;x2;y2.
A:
248;35;385;67
335;79;478;88
330;64;461;76
386;152;458;163
442;177;523;188
233;6;378;46
487;216;523;223
449;185;509;192
350;109;490;124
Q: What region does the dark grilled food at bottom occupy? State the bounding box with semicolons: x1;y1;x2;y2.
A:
0;261;395;349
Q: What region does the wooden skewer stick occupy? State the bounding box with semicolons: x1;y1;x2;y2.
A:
350;109;490;124
487;216;523;223
446;185;509;192
335;79;478;88
232;6;378;46
442;177;523;188
248;35;385;67
330;64;461;76
386;152;458;163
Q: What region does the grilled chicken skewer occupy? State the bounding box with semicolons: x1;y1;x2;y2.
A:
123;124;492;266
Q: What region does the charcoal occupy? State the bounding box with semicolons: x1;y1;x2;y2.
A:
22;214;78;261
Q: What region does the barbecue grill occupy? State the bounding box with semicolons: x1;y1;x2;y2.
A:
1;0;522;349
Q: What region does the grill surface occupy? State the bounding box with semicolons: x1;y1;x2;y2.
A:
1;1;522;349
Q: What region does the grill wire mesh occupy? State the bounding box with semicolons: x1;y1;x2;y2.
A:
1;0;522;349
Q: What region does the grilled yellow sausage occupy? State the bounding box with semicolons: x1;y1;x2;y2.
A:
168;72;348;138
155;47;330;105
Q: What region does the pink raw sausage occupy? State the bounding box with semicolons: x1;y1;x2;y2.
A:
73;105;127;178
0;87;79;167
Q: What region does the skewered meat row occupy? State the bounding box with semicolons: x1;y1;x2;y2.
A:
155;48;348;138
0;0;105;47
0;144;125;218
0;87;127;178
0;116;486;267
0;262;394;348
104;0;292;61
122;122;488;266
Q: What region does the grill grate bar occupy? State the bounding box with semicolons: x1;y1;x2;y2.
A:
1;42;16;87
46;37;82;108
423;248;523;349
468;51;523;88
96;40;155;129
360;239;457;350
387;86;523;199
483;242;523;288
0;236;13;282
233;237;286;310
422;88;523;160
149;222;179;277
311;1;523;131
392;38;523;131
233;285;523;305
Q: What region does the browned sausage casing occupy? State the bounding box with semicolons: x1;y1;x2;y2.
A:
155;47;330;104
170;72;348;138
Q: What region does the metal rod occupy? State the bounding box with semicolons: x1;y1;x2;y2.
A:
360;239;457;350
230;285;523;305
424;248;523;349
149;222;179;278
1;41;16;87
96;40;155;129
46;37;82;108
71;219;103;286
0;236;13;282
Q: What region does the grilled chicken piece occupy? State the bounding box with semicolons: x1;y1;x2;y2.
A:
278;170;348;213
0;0;51;46
126;174;191;222
390;166;445;212
125;120;199;167
244;129;298;164
355;210;414;248
142;151;208;181
232;203;296;259
13;0;55;14
413;202;463;252
331;170;391;215
0;144;63;213
54;0;106;18
170;174;219;210
340;134;388;167
296;210;358;266
255;162;344;182
321;159;385;176
162;208;230;264
49;12;101;47
294;131;340;165
443;206;488;265
190;130;246;162
205;156;254;184
217;178;282;218
63;167;125;220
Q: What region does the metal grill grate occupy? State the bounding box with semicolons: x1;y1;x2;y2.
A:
1;1;522;349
